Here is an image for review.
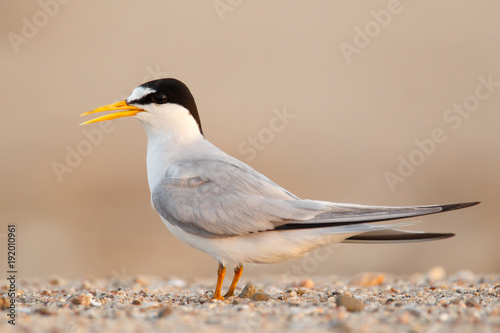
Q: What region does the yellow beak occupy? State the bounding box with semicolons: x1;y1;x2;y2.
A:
80;100;145;125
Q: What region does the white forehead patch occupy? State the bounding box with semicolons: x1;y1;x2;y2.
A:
127;87;155;103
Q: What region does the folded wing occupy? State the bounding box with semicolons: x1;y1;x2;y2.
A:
152;158;479;238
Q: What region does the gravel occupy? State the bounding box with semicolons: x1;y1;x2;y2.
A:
335;294;365;312
1;268;499;332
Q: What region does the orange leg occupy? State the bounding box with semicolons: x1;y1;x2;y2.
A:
211;262;226;301
224;264;243;298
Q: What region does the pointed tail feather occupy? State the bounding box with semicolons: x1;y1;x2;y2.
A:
274;201;479;231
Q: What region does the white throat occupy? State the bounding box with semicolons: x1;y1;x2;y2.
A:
134;103;205;192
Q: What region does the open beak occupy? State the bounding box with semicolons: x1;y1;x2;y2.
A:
80;100;145;125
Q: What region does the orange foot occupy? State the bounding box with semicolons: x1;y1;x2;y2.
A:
210;263;244;301
211;262;226;301
211;294;224;301
224;265;243;298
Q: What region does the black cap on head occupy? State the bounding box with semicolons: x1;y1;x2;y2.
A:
131;78;203;135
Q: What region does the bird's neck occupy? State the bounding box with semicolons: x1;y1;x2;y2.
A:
143;126;205;193
136;107;206;192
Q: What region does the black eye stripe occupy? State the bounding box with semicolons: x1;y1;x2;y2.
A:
129;78;203;134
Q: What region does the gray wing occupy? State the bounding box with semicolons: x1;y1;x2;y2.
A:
152;158;479;238
152;158;329;237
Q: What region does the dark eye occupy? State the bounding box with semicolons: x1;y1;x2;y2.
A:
153;93;168;104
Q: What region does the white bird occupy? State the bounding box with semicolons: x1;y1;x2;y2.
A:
81;78;479;300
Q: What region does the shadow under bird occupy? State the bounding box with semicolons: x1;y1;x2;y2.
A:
81;78;479;300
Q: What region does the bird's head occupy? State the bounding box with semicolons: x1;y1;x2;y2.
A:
81;78;203;137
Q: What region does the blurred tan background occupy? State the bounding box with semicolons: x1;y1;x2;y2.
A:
1;1;498;281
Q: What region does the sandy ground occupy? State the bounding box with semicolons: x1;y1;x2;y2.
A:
1;269;499;333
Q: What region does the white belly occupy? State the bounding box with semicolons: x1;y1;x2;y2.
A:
159;216;353;266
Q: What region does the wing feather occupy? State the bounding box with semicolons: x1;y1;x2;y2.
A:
152;158;479;238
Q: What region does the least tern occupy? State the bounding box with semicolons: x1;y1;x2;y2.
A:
81;78;479;300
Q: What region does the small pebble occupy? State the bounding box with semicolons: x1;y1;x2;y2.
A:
34;307;55;316
355;273;385;286
158;306;173;318
134;277;149;287
90;299;102;307
299;279;315;289
439;313;450;322
68;293;92;306
465;299;478;308
251;292;271;302
0;297;9;310
167;279;186;287
238;284;257;298
49;277;67;286
335;295;365;312
428;266;446;281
